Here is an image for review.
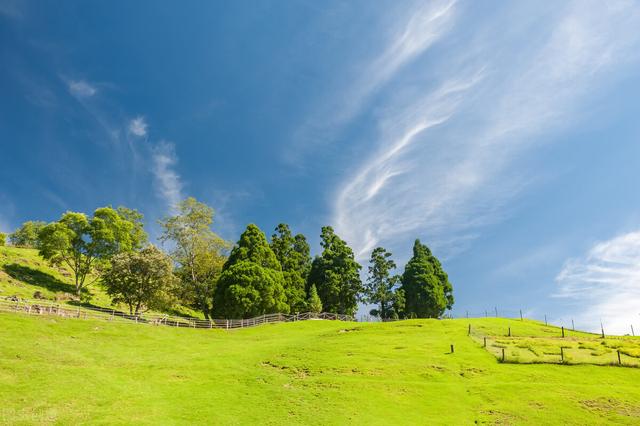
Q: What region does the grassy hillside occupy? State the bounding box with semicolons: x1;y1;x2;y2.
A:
0;246;200;317
1;313;640;424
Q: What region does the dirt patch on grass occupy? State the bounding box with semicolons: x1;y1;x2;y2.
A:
580;398;640;418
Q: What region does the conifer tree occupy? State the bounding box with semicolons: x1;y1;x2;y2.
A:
307;284;323;313
308;226;362;315
400;239;453;318
270;224;311;312
214;224;288;318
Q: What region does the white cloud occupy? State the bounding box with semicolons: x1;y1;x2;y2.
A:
128;116;148;137
332;0;640;261
556;231;640;334
288;0;457;161
68;80;97;98
151;141;183;211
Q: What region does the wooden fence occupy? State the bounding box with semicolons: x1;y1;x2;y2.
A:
0;297;354;329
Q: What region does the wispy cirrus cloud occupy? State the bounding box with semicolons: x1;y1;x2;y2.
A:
288;0;457;161
128;116;148;137
332;0;640;261
556;231;640;334
68;79;97;99
151;141;184;211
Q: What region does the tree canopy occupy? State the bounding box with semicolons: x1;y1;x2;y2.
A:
400;240;453;318
103;245;177;315
214;224;288;318
308;226;362;316
270;223;311;312
39;207;144;295
9;221;46;248
159;197;229;319
364;247;402;320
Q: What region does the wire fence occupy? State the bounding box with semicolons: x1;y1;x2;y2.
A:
465;321;640;368
0;297;354;330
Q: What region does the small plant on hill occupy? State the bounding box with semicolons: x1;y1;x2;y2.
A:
307;284;322;313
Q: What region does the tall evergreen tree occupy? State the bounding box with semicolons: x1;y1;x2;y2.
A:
214;224;288;318
364;247;400;320
270;224;311;312
400;239;453;318
308;226;362;316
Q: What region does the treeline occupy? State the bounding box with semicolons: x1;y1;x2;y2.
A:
3;197;453;320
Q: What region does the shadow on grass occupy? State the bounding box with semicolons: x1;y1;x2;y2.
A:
3;263;77;294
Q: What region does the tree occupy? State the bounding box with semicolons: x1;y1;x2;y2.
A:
213;224;288;318
270;224;311;312
307;226;362;316
102;245;177;315
116;207;147;250
38;207;143;295
159;197;229;319
400;239;454;318
307;284;323;313
364;247;401;320
0;232;5;246
9;221;46;248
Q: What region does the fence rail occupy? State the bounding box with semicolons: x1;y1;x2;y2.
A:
0;298;354;330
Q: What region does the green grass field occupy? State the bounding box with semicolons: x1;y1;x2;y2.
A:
2;313;640;425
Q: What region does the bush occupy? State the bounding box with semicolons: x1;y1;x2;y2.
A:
0;232;6;246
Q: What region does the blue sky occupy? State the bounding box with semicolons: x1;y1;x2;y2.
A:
2;0;640;332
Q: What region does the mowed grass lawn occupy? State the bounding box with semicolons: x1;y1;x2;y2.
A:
1;314;640;425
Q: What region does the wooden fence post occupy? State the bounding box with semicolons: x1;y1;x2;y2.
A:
483;337;487;348
450;344;454;354
560;347;564;363
508;327;511;337
617;350;622;365
561;326;565;338
468;324;471;335
601;322;605;339
501;348;505;362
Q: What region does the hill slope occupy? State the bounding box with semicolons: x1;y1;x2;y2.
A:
1;313;639;424
0;246;199;317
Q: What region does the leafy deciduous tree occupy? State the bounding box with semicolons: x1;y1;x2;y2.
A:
103;245;177;315
0;232;6;246
270;223;311;312
308;226;362;316
214;224;288;318
159;197;229;319
38;207;143;295
400;239;453;318
9;221;46;248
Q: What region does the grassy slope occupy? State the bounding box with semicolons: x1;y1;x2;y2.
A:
0;246;200;317
1;314;639;425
